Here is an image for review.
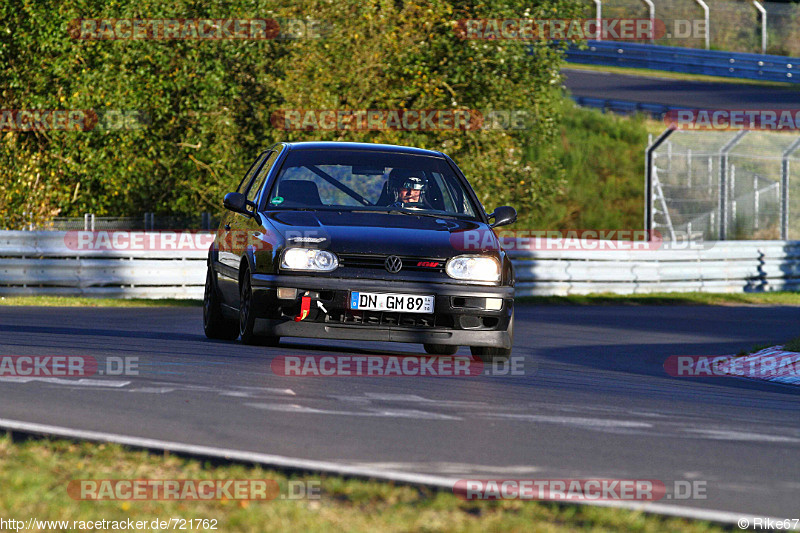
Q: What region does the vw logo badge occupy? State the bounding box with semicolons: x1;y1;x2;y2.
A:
385;255;403;273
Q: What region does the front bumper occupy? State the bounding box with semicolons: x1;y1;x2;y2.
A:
249;274;514;348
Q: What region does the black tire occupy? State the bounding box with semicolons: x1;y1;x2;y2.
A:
203;267;239;340
239;268;280;347
423;343;458;356
470;311;514;363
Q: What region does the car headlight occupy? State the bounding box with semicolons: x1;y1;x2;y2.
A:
445;255;501;282
281;248;338;272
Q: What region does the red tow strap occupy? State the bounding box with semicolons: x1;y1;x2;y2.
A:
294;296;311;322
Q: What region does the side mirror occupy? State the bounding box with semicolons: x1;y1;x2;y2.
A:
223;192;254;216
489;206;517;228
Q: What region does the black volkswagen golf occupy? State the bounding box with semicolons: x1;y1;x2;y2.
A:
203;142;516;361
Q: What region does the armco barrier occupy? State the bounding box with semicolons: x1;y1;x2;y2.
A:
566;41;800;83
0;232;798;298
511;240;800;296
0;231;207;299
570;96;685;118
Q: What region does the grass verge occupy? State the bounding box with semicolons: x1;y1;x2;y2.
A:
0;434;726;533
524;101;649;231
737;336;800;356
0;296;201;307
517;292;800;306
783;337;800;352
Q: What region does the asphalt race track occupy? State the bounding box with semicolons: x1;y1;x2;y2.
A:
1;305;799;520
562;68;800;109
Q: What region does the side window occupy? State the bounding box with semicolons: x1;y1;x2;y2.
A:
273;165;366;207
247;151;278;203
432;172;474;215
236;152;269;194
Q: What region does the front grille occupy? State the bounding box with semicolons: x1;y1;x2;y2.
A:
338;254;446;273
324;309;453;329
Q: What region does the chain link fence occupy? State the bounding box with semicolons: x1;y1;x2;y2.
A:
581;0;800;55
648;129;800;241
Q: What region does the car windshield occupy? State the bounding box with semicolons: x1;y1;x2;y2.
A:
264;149;479;218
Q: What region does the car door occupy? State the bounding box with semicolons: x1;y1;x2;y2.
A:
216;151;270;304
219;149;281;306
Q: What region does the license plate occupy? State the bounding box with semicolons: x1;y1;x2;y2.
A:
350;292;435;314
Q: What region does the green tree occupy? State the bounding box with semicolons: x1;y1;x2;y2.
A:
1;0;581;229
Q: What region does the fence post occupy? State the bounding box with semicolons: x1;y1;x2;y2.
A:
718;131;748;240
694;0;710;50
667;140;672;177
730;164;737;231
593;0;602;41
753;1;767;55
641;0;655;44
687;149;692;188
83;213;95;231
781;137;800;240
754;175;759;230
645;128;675;233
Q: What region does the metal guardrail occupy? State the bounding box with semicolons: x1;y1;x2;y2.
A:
31;213;218;231
1;232;799;298
566;40;800;83
570;96;685;118
511;240;800;296
0;231;207;299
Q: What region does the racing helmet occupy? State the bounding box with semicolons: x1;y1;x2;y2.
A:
387;168;427;204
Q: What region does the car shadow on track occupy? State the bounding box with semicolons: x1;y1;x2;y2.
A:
273;340;437;357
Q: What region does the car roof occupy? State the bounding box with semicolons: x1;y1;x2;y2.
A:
279;141;444;157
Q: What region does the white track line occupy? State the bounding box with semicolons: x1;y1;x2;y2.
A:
0;417;794;529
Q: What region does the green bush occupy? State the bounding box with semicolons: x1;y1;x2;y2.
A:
524;102;649;231
0;0;582;229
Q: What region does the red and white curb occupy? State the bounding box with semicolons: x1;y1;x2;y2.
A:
666;347;800;386
729;346;800;387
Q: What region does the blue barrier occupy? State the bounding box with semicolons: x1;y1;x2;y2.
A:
566;41;800;83
570;96;687;118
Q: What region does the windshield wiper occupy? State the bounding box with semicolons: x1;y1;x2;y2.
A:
354;207;464;219
270;206;471;220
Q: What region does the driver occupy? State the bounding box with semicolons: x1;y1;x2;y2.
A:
387;168;428;208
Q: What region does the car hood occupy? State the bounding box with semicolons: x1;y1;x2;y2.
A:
264;210;501;256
